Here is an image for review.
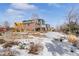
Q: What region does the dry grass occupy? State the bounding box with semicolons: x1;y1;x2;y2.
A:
67;34;77;43
31;32;47;38
3;41;19;48
73;40;79;49
0;39;6;44
28;42;43;55
27;36;34;39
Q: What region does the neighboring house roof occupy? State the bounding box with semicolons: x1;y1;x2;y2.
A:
22;19;45;25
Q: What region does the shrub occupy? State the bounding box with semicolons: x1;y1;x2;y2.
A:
28;42;43;55
0;39;6;44
67;34;77;43
19;43;26;49
3;41;19;48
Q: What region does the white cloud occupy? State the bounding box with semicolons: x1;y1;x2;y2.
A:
10;3;38;11
3;3;38;27
6;8;24;15
4;3;38;17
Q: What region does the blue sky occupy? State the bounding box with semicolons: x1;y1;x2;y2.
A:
0;3;79;27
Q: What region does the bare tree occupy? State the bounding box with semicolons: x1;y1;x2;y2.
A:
59;8;79;35
67;8;79;25
3;21;10;30
65;8;79;34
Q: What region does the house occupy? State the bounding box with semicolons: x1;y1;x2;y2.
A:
22;19;48;32
14;22;25;32
14;18;51;32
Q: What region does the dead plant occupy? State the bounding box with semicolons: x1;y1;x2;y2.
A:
3;41;19;48
67;34;77;43
0;39;6;44
28;42;43;55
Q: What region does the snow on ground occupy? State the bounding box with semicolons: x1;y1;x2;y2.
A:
45;32;67;39
43;32;79;56
0;32;79;56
